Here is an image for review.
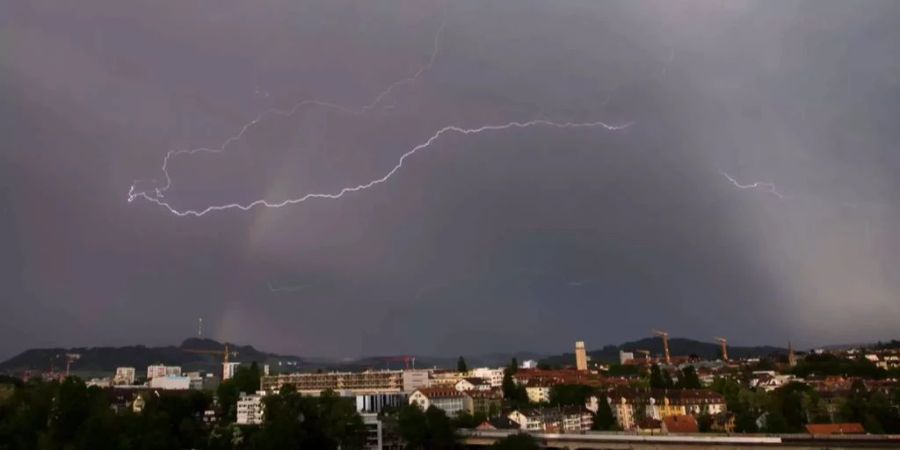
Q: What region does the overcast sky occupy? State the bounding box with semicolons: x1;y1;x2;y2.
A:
2;0;899;360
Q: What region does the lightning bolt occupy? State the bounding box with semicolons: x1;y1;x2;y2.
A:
129;119;634;217
720;171;785;199
129;20;446;204
128;19;636;218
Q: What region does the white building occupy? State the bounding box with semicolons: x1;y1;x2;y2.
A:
185;372;205;390
402;369;431;393
408;388;468;417
525;384;552;404
86;377;112;388
236;391;267;425
520;360;538;370
147;365;181;380
361;413;383;450
468;367;505;387
508;409;543;431
223;362;241;381
455;377;492;392
619;351;635;364
114;367;136;385
149;375;191;390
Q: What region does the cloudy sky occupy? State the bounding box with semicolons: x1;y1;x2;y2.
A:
2;0;899;360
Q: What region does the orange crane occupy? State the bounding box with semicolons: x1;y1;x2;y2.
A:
714;337;729;361
383;356;416;369
653;330;671;364
183;344;239;380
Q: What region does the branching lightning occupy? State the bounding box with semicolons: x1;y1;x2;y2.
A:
720;171;785;199
130;120;634;217
129;21;446;205
127;20;636;218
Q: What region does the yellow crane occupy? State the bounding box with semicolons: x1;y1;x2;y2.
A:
714;337;729;361
183;344;239;380
653;330;671;364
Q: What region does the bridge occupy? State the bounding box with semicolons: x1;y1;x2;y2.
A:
459;429;900;449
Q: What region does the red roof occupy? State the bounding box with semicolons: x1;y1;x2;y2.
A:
805;423;866;435
414;387;467;399
662;415;699;434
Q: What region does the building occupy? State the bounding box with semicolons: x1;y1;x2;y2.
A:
619;351;635;365
468;367;505;387
509;407;593;433
86;378;112;388
262;369;429;396
149;375;191;390
466;389;503;417
430;370;465;387
606;388;727;430
575;341;588;371
408;387;469;417
750;371;797;392
185;372;205;390
402;369;431;392
355;392;407;414
525;381;553;404
236;391;266;425
114;367;136;385
361;413;383;450
223;362;241;381
455;377;492;392
520;360;538;370
147;365;181;380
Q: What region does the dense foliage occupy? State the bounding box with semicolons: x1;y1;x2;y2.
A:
710;377;900;434
0;376;367;450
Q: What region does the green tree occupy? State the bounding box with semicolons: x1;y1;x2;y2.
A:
457;357;468;374
217;379;240;421
591;396;616;431
501;369;527;407
398;404;428;449
425;406;456;450
549;384;594;406
253;388;366;450
649;364;666;389
489;432;541;449
233;362;262;394
662;370;675;389
677;366;702;389
397;404;458;449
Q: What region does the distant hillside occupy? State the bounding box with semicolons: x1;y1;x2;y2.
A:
541;337;787;367
0;339;543;375
0;338;302;375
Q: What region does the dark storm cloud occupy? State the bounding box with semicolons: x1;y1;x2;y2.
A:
2;0;899;359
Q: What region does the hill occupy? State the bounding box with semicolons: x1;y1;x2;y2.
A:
0;338;302;376
541;336;787;367
0;339;542;376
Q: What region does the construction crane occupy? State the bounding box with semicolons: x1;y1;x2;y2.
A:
653;330;671;364
183;344;239;380
383;356;416;370
714;337;729;361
